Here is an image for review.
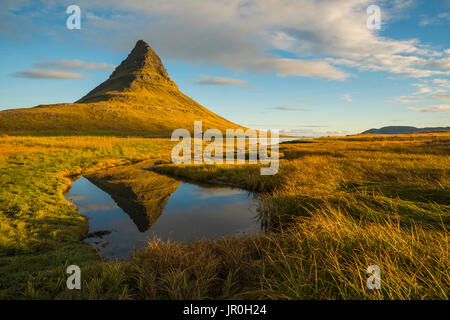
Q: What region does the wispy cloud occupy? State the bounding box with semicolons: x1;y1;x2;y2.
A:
271;106;312;111
7;0;448;81
252;58;350;80
12;69;85;79
35;59;116;71
390;78;450;104
244;123;329;127
279;128;348;137
191;75;247;87
412;87;433;95
3;1;450;81
408;105;450;113
390;96;423;103
340;94;352;102
430;93;450;100
11;58;115;80
419;12;450;26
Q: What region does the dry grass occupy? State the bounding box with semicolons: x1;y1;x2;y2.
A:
260;207;448;299
0;131;449;299
139;131;449;299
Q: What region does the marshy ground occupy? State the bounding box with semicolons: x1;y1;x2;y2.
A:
0;132;448;299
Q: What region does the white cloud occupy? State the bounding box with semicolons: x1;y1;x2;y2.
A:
408;105;450;113
3;0;450;80
431;93;450;100
412;87;433;95
390;78;450;104
430;78;450;88
390;96;423;103
272;106;312;111
278;128;348;137
272;106;311;111
248;58;350;80
12;69;85;79
35;59;116;71
419;12;450;26
340;94;352;102
191;75;247;87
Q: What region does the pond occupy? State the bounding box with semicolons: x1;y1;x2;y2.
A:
65;173;263;260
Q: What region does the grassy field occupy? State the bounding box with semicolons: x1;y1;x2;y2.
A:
0;132;448;299
0;136;175;298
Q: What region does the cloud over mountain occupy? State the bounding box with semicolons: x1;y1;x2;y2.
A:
4;0;449;81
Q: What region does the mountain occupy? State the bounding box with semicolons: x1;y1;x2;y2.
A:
0;40;243;136
77;40;178;103
362;126;450;135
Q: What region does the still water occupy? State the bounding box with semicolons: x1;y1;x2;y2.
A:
65;175;262;259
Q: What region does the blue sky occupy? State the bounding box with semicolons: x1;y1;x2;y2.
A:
1;0;449;136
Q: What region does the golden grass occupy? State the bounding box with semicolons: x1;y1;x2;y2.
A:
260;207;448;299
0;131;448;299
139;131;449;299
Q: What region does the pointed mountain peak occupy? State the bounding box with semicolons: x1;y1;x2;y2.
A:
77;40;177;103
135;39;150;49
109;40;172;81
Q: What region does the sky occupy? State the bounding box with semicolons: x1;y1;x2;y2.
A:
0;0;449;137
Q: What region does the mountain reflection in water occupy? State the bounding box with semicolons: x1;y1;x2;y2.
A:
65;163;263;259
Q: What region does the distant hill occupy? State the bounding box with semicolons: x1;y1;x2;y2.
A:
362;126;450;135
0;40;244;137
